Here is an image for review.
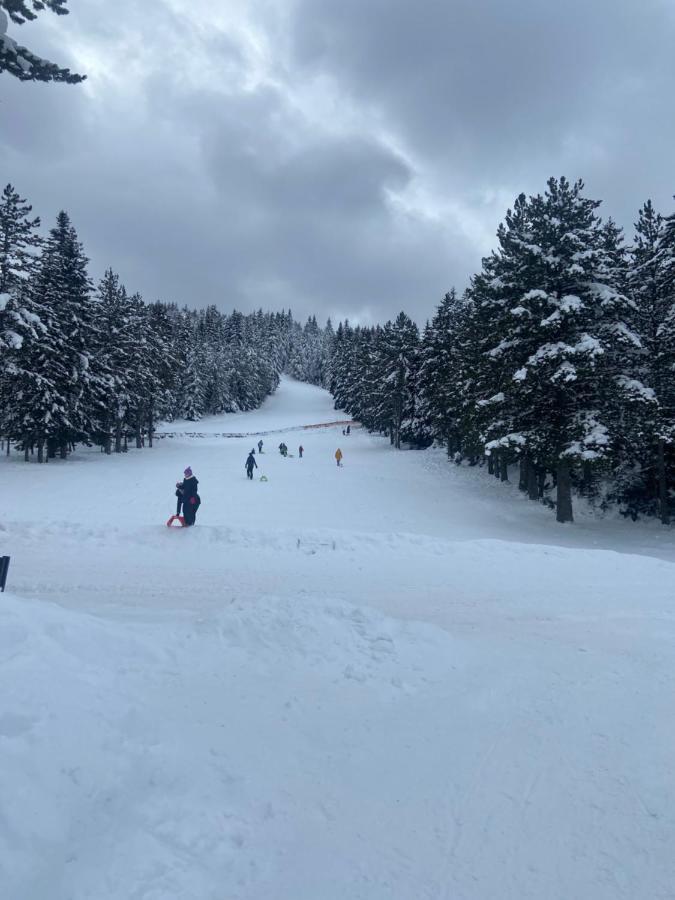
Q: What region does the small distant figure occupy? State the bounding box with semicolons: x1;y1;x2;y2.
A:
245;451;258;480
299;445;304;458
177;466;200;526
258;439;263;454
346;424;351;435
279;442;288;457
335;448;343;467
453;450;462;466
342;428;346;436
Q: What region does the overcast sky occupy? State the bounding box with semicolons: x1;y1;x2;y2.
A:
2;0;675;323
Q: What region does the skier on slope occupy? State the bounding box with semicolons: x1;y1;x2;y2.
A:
176;467;200;526
258;439;263;454
245;451;258;480
335;448;343;467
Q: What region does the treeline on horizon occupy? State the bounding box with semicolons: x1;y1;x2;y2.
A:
328;177;675;524
3;177;675;526
0;184;332;462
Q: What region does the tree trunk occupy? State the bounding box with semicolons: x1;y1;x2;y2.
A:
487;454;494;475
148;411;154;449
657;438;670;525
556;458;574;523
527;460;539;501
135;413;143;449
582;460;593;496
115;419;123;454
494;452;501;479
24;444;29;462
519;457;528;492
60;443;67;460
123;432;128;453
500;453;508;482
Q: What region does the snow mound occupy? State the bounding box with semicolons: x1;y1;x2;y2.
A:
0;592;459;900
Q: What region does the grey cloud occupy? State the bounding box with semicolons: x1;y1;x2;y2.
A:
2;0;673;325
289;0;675;211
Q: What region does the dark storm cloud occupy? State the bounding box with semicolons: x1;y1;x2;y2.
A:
2;0;675;322
288;0;675;220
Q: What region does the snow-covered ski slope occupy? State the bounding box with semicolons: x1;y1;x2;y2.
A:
1;377;674;900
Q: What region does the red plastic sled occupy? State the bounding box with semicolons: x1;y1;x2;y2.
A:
166;514;186;527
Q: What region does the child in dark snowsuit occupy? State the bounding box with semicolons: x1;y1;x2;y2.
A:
258;440;263;453
245;452;258;480
177;467;200;526
299;445;304;458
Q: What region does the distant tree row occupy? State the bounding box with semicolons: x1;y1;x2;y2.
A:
0;183;332;462
286;315;334;387
329;177;675;524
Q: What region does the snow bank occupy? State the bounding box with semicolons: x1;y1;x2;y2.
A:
0;592;460;900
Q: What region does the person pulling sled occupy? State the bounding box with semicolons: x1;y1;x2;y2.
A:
177;466;200;526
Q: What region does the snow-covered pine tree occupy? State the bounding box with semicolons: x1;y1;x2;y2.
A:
93;269;133;453
176;311;205;421
0;276;50;457
372;312;419;449
329;321;354;411
0;183;42;296
341;326;375;425
417;290;465;455
626;200;675;522
0;182;43;402
593;215;652;512
321;318;335;389
467;192;548;486
125;291;154;448
507;178;635;522
22;211;95;459
0;0;84;82
144;301;179;438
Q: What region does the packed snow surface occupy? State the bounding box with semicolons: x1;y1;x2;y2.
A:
1;377;674;899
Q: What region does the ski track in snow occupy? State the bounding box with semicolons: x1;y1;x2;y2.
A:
1;377;674;900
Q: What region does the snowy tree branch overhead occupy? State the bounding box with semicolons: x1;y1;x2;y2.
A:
0;0;84;82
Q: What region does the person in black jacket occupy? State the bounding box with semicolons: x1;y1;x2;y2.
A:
177;467;200;526
245;451;258;480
